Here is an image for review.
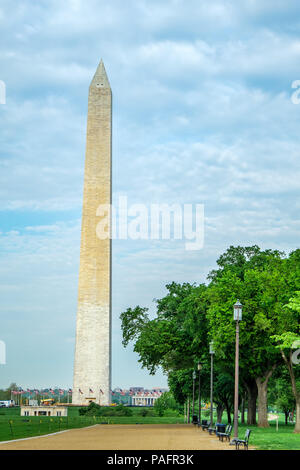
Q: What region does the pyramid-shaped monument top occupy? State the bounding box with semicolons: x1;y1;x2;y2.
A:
90;59;110;89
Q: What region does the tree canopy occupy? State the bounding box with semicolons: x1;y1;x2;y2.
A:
120;245;300;431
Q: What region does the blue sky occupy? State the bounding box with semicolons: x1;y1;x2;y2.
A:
0;0;300;390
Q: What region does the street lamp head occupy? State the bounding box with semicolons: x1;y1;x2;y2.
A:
192;371;196;380
209;341;215;355
233;299;243;321
197;362;203;371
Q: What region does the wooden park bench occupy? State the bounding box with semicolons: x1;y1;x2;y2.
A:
218;424;232;442
235;429;251;450
192;415;198;425
209;423;227;436
200;420;210;431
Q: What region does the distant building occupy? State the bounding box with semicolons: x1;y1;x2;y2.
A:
131;392;160;406
111;389;131;405
21;405;68;417
152;387;168;393
111;387;168;406
129;387;144;394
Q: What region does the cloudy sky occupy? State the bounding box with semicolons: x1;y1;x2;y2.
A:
0;0;300;391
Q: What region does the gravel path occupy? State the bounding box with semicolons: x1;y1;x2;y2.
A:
0;424;237;450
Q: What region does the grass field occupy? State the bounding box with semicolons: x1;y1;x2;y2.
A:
237;423;300;450
0;407;299;450
0;407;101;442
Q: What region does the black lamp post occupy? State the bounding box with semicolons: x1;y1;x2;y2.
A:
231;300;243;444
209;341;215;427
192;370;196;420
198;362;203;425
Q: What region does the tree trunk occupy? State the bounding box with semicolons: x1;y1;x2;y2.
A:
256;366;276;428
241;393;246;424
226;405;232;424
223;398;232;424
244;378;257;425
285;411;289;426
256;378;269;428
216;404;225;423
280;349;300;433
295;399;300;433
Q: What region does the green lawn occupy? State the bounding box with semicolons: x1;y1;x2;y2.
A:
237;423;300;450
0;407;299;450
0;407;102;442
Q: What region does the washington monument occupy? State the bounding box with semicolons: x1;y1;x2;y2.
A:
73;60;112;406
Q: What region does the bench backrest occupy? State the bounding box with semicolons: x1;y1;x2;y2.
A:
244;429;251;442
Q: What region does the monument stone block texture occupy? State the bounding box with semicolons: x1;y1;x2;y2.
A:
73;60;112;406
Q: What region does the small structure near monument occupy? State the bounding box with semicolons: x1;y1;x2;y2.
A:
21;405;68;417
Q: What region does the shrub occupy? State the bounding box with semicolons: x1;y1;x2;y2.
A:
79;403;133;417
163;408;180;417
115;404;133;416
79;402;102;416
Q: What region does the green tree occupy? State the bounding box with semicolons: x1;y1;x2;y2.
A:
206;246;291;427
154;391;180;417
213;371;235;423
167;369;195;406
120;282;209;375
120;283;210;421
120;246;300;430
271;330;300;433
270;250;300;433
0;383;18;401
120;306;149;348
269;374;296;425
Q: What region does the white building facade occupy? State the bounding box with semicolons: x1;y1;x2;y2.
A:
21;406;68;417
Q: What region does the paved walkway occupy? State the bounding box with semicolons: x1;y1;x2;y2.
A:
0;424;237;450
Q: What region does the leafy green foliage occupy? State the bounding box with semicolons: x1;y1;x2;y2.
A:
119;245;300;429
153;391;181;417
120;282;209;375
79;403;133;417
120;306;149;347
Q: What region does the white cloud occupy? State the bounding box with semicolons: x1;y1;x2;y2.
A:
0;0;299;389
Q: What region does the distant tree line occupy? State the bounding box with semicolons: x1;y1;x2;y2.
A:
0;383;18;401
120;245;300;432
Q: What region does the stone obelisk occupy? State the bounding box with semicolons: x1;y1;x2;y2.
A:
73;60;112;406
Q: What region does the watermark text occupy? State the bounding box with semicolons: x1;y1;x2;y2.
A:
0;80;6;104
0;341;6;365
96;196;204;251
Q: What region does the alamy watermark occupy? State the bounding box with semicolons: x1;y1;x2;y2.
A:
291;80;300;104
292;341;300;365
0;340;6;365
0;80;6;104
96;196;204;251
